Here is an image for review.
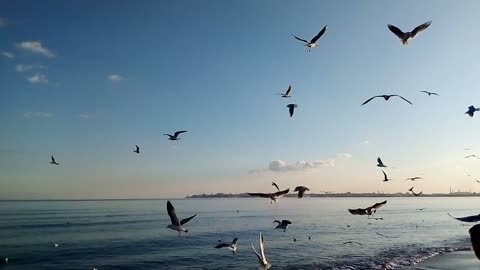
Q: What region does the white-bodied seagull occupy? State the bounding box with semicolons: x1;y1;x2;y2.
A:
292;25;327;52
215;237;238;254
387;21;432;45
251;232;271;269
166;200;197;236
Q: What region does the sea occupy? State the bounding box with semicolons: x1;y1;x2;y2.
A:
0;197;478;270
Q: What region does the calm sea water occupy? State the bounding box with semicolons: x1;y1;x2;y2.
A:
0;197;478;270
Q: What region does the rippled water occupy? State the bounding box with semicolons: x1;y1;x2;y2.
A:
0;197;478;269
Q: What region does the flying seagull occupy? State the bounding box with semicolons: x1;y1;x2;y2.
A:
286;104;298;118
134;145;140;154
387;21;432;45
406;177;422;181
466;106;480;117
292;25;327;52
50;156;60;165
362;95;412;106
341;241;363;245
408;187;422;196
247;189;290;204
448;213;480;223
348;200;387;216
294;186;310;198
465;155;480;159
164;130;187;141
476;180;480;184
376;157;387;168
166;200;197;236
420;91;439;96
251;232;271;269
278;85;292;98
215;237;238;254
274;220;292;232
272;182;280;191
382;170;391;182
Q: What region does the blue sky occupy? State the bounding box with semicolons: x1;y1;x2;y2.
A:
1;0;480;199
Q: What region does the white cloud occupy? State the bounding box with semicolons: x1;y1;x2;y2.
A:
338;153;353;159
23;112;53;118
107;74;124;81
2;51;14;59
16;41;55;58
15;64;45;72
27;74;48;84
250;158;335;174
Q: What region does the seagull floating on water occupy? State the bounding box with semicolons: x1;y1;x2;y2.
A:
376;157;387;168
387;21;432;45
215;237;238;254
134;145;140;154
292;25;327;52
286;104;298;118
294;186;310;198
362;95;412;106
406;177;422;181
273;220;292;232
247;189;290;204
50;156;60;165
166;200;197;236
448;213;480;223
348;200;387;216
277;85;292;98
466;106;480;117
420;91;439;96
271;182;280;191
251;232;271;269
382;170;391;182
164;130;187;141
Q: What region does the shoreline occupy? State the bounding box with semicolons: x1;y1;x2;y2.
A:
411;250;478;270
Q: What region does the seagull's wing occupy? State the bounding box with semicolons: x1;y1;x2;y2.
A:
272;182;280;191
387;24;405;39
410;21;432;38
382;170;388;180
247;192;271;198
361;96;380;106
51;156;56;163
448;213;480;223
348;208;367;215
310;25;327;43
292;34;309;44
251;244;262;261
272;188;290;198
163;134;172;137
180;213;197;225
377;157;383;166
231;237;238;245
297;188;307;198
174;130;187;137
393;95;413;105
370;200;387;210
167;201;180;226
285;85;292;96
466;155;475;158
215;243;230;249
259;233;266;261
282;220;292;225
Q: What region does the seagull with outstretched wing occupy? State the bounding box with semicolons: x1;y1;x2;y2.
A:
215;237;238;254
164;130;187;141
271;182;280;191
247;189;290;204
166;200;197;236
348;200;387;216
294;186;310;198
382;170;391;182
362;95;413;106
50;156;60;165
251;232;271;269
388;21;432;45
377;157;387;168
286;104;298;118
277;85;292;98
292;25;327;52
449;213;480;223
134;145;140;154
420;91;439;96
273;220;292;231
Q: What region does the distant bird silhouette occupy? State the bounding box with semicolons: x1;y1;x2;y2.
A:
375;232;395;239
286;104;298;117
272;182;280;191
476;180;480;184
342;241;363;245
251;232;270;269
408;187;422;196
465;155;480;159
382;170;391;182
50;156;60;165
278;85;292;98
294;186;310;198
387;21;432;45
469;224;480;260
416;208;426;211
308;236;312;240
406;177;422;181
420;91;439;96
376;157;387;168
164;130;187;141
348;200;387;216
166;200;197;236
134;145;140;154
293;238;297;242
247;189;290;204
448;213;480;223
292;25;327;52
362;95;412;106
274;220;292;232
215;237;238;254
466;106;480;117
368;217;384;221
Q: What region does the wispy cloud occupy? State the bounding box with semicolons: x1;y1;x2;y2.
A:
250;159;336;174
338;153;353;159
107;74;124;81
79;113;93;119
2;51;14;59
27;74;48;84
23;112;53;119
16;41;55;58
15;64;45;72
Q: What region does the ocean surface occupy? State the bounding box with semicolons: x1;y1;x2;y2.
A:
0;197;478;270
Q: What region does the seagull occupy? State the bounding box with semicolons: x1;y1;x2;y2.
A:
286;104;298;118
247;189;290;204
376;157;387;168
465;155;480;159
293;238;297;242
348;200;387;216
54;243;59;248
251;232;271;269
368;217;384;220
420;91;439;96
416;208;426;211
277;85;292;98
375;232;396;239
408;187;422;196
273;220;292;232
271;182;280;191
476;180;480;184
387;21;432;45
215;237;238;254
164;130;187;141
308;236;312;240
469;224;480;260
166;200;197;236
134;145;140;154
294;186;310;198
448;213;480;223
341;241;363;245
50;156;60;165
382;170;391;182
361;95;412;106
292;25;327;52
406;177;422;181
466;106;480;117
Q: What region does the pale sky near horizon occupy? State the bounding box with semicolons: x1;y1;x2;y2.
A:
1;0;480;199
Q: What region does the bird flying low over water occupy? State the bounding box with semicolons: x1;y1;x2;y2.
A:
272;182;280;191
382;170;391;182
292;25;327;52
247;189;290;204
286;104;298;118
294;186;310;198
215;237;238;254
448;213;480;223
164;130;187;141
465;155;480;159
166;200;197;236
408;187;423;196
406;177;422;181
274;220;292;231
420;91;439;96
387;21;432;45
251;232;271;269
278;85;292;98
50;156;60;165
341;241;363;245
377;157;387;168
466;106;480;117
348;200;387;216
362;95;413;106
134;145;140;154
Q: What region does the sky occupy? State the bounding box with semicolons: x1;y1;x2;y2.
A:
1;0;480;199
